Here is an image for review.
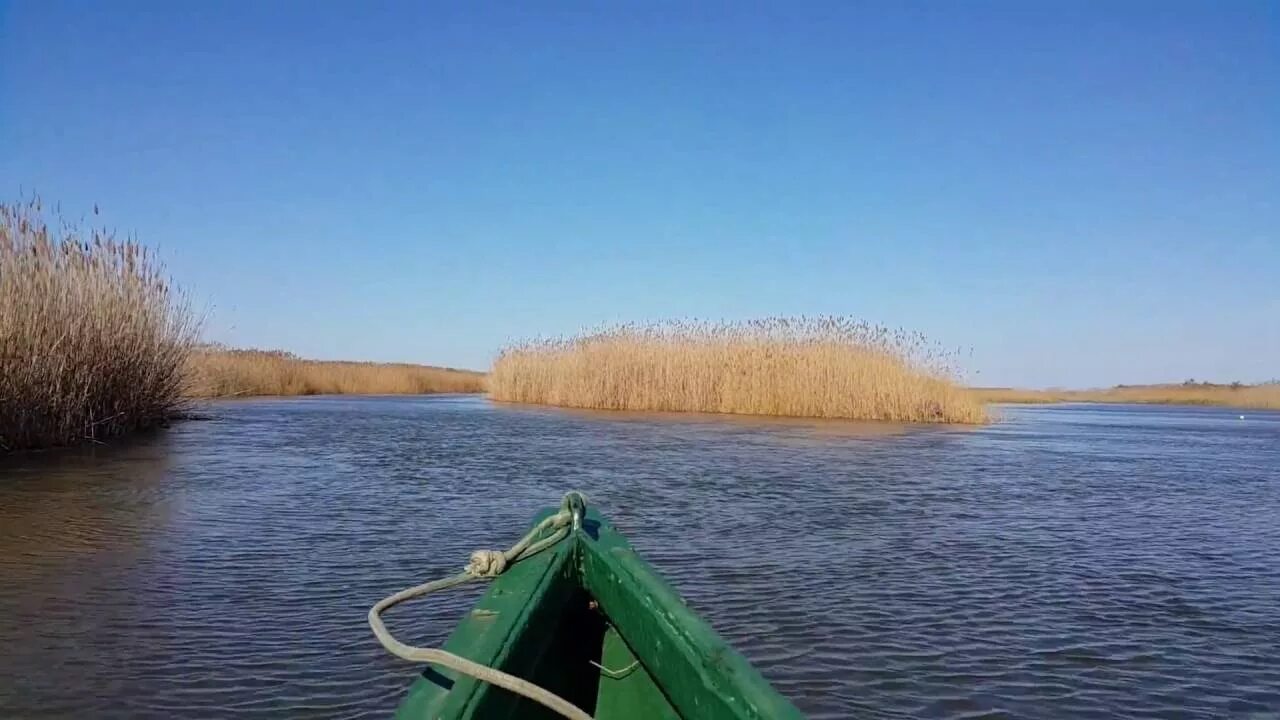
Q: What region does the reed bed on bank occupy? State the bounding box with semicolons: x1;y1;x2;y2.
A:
489;318;988;424
973;383;1280;410
187;347;486;397
0;198;198;451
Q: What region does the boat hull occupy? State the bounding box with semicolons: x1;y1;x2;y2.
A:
392;507;803;719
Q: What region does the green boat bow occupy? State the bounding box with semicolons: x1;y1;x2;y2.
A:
370;494;805;720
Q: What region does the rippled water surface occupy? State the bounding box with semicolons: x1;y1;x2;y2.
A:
2;397;1278;719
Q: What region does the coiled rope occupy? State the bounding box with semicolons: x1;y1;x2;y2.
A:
368;492;593;720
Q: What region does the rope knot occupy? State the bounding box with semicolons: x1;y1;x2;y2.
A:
466;550;508;577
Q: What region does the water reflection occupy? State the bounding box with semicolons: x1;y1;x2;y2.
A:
0;432;176;563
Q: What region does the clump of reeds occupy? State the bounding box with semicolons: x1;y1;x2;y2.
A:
186;346;486;397
0;198;199;451
488;317;988;424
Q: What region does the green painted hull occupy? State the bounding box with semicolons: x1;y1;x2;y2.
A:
393;507;805;720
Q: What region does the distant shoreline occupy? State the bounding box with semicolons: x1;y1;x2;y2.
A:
192;387;1279;412
971;384;1280;411
186;348;486;399
192;390;487;402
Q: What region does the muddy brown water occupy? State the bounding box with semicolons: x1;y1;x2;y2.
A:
1;397;1277;719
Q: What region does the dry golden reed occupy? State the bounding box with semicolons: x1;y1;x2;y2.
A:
187;347;485;397
973;383;1280;410
0;198;199;451
489;318;988;424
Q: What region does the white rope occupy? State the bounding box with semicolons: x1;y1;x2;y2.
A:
368;494;593;720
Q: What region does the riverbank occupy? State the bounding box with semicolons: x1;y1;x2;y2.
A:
972;383;1280;410
0;197;485;452
1;199;198;452
186;348;486;398
489;318;989;424
8;198;1269;453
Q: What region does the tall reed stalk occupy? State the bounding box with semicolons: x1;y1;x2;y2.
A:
489;318;987;424
0;198;199;451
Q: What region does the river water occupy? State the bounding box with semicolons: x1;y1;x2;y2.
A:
1;397;1277;719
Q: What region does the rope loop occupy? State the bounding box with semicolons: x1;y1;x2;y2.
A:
369;492;593;720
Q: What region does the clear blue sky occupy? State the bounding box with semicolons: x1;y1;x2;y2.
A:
2;2;1276;387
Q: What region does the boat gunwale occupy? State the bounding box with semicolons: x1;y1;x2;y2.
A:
578;510;805;720
394;515;576;718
